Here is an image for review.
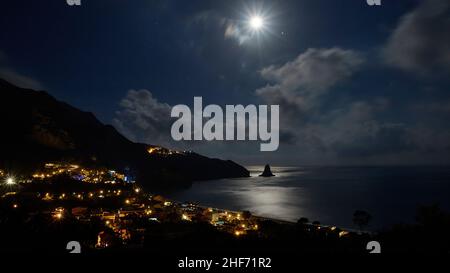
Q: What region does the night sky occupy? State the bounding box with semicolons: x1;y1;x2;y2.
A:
1;0;449;165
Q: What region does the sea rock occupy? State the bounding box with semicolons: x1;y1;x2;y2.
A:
259;164;275;177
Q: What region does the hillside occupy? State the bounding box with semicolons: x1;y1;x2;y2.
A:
0;79;249;191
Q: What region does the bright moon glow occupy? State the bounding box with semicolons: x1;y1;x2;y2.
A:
249;16;263;30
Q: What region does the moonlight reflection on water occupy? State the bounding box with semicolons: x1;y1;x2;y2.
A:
231;185;308;221
168;166;450;230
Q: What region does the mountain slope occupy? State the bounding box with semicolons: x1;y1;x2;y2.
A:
0;79;249;191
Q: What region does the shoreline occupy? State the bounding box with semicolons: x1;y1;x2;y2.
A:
164;195;366;234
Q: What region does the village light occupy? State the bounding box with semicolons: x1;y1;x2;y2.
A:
5;177;15;185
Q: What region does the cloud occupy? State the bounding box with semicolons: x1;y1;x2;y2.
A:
0;68;44;90
256;48;364;113
112;45;450;164
0;50;43;90
113;89;173;146
253;47;429;161
112;88;282;162
383;0;450;74
223;20;252;45
190;10;254;46
255;48;366;147
260;48;364;93
253;47;450;164
325;105;413;158
411;100;450;114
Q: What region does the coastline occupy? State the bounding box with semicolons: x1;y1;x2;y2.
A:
165;195;365;234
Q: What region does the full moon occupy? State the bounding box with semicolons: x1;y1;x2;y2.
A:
249;16;263;30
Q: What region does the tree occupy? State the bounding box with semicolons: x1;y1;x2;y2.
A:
416;204;446;228
297;217;309;225
353;210;372;231
242;210;252;220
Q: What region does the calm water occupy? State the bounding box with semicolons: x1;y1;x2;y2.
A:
167;166;450;230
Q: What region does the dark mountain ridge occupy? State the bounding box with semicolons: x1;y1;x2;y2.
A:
0;79;249;192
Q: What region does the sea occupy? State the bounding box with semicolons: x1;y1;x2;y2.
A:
167;166;450;231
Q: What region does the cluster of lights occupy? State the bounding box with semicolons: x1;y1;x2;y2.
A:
147;147;159;154
43;192;52;201
4;172;272;244
181;214;191;221
32;163;127;184
147;146;184;156
42;190;127;200
53;207;65;220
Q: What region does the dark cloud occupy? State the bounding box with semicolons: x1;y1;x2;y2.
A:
259;48;364;93
383;0;450;74
255;48;370;154
112;89;239;154
112;41;450;165
411;101;450;114
0;50;43;90
331;123;413;158
113;89;173;146
253;47;448;162
279;130;297;145
256;47;364;112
